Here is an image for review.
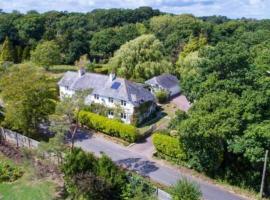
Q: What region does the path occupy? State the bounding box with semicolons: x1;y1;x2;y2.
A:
74;130;247;200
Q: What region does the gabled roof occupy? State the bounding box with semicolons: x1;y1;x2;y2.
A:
58;71;155;106
145;74;179;89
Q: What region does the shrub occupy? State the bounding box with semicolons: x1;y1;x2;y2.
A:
170;178;202;200
0;161;23;182
155;90;169;104
79;111;139;143
153;133;186;161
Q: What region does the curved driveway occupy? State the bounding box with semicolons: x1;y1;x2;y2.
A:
74;130;247;200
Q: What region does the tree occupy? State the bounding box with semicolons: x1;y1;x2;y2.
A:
170;179;202;200
178;91;242;174
155;90;169;104
75;54;90;68
62;149;127;200
0;65;56;138
108;34;172;81
90;24;144;61
54;90;90;149
31;40;61;69
0;37;15;62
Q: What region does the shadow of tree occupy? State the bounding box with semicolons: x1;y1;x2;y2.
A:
116;157;159;175
66;128;94;142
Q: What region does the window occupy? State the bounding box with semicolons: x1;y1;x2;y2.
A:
121;113;127;119
121;100;126;106
94;94;99;100
108;110;114;116
109;97;114;103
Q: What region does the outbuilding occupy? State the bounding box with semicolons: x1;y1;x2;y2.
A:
145;74;181;98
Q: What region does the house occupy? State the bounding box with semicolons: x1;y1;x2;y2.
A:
145;74;181;98
58;68;156;124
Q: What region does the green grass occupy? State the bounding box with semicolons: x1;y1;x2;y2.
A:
0;154;57;200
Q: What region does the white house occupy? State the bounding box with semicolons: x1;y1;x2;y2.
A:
58;69;156;124
145;74;181;98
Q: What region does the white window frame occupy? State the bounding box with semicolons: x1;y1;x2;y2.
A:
121;100;126;106
121;113;127;119
109;110;114;116
94;94;99;100
109;97;114;103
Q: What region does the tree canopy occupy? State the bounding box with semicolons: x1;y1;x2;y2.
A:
108;34;172;81
0;65;56;137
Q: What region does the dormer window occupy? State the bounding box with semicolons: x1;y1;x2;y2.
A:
121;100;126;106
94;94;99;100
109;97;114;103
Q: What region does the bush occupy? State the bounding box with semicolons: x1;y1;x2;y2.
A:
155;90;169;104
170;179;202;200
153;133;186;161
79;111;139;143
0;161;23;182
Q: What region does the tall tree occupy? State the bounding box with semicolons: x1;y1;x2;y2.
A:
31;40;61;69
0;37;15;62
108;34;172;81
0;65;56;137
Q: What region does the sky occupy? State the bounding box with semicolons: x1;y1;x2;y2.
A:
0;0;269;19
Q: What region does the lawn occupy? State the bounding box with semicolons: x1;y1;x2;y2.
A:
0;154;58;200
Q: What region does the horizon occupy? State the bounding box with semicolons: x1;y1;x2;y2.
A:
0;0;269;20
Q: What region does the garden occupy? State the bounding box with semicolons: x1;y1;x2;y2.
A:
0;143;61;200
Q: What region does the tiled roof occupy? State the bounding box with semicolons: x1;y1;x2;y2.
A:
58;71;155;106
145;74;179;89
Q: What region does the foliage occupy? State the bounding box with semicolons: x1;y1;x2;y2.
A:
0;37;15;62
0;65;56;138
155;90;169;104
0;161;23;182
149;14;209;61
79;111;139;143
178;91;242;174
108;34;172;81
169;110;188;130
170;179;202;200
62;149;157;200
31;40;61;69
131;101;155;126
170;18;270;191
153;133;186;162
90;24;144;61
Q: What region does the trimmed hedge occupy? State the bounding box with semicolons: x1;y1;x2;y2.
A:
153;133;186;161
78;111;139;143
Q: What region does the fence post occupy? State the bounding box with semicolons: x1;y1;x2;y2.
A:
15;132;19;147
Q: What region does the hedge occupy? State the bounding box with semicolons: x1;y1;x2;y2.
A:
78;111;139;143
153;133;186;161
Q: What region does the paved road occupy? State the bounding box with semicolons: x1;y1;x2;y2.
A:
74;131;247;200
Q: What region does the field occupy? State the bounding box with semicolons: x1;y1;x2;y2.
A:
0;153;59;200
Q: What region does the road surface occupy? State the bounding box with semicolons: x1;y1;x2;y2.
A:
74;130;247;200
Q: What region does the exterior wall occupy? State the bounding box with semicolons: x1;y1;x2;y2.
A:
59;86;75;99
85;93;135;124
59;86;155;124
